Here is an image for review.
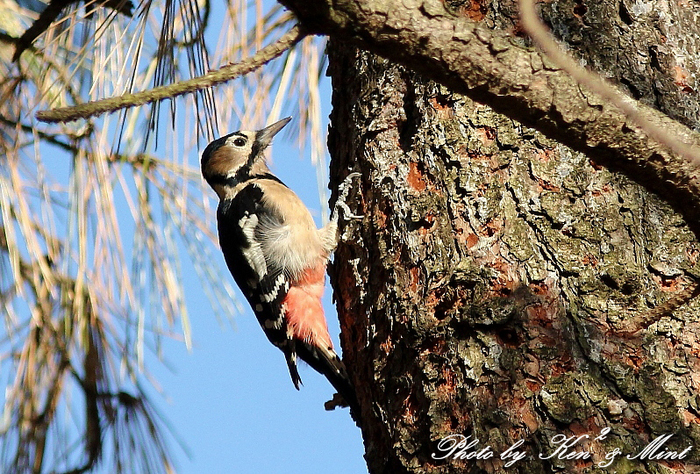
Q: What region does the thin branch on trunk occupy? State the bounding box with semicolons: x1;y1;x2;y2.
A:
517;0;700;165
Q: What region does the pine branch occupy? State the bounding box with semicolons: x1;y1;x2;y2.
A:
35;24;307;123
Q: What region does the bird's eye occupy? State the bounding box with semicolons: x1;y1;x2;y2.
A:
233;137;246;147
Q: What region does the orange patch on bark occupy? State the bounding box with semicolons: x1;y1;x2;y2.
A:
529;281;550;296
478;218;502;237
625;350;645;369
550;355;576;377
418;211;437;235
380;338;394;354
682;409;700;425
426;290;441;310
401;392;419;424
515;398;539;432
591;183;614;196
475;126;496;145
468;152;490;161
490;257;511;275
535;176;561;193
652;274;684;292
674;66;695;93
421;337;448;355
464;1;487;21
428;96;454;119
536;148;556;162
408;161;427;192
409;267;421;293
374;208;388;228
492;279;514;297
622;410;646;433
436;368;457;400
527;304;554;329
589;158;605;170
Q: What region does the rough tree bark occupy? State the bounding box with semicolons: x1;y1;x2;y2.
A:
326;1;700;473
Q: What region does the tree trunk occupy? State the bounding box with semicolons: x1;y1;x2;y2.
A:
327;1;700;473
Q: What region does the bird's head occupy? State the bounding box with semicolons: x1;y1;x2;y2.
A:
201;117;291;194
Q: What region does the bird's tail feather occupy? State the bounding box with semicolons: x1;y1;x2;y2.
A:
296;343;361;422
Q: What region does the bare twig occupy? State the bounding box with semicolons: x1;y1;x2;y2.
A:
518;0;700;166
35;24;307;123
0;115;75;151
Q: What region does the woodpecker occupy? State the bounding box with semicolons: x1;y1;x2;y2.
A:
201;117;359;416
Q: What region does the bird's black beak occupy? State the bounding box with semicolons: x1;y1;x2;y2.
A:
256;117;292;149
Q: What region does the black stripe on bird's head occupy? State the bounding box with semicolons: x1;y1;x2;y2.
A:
201;117;291;190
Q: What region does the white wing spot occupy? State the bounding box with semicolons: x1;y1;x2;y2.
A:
255;304;263;312
262;274;288;303
239;213;268;278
